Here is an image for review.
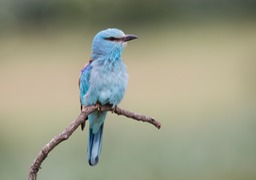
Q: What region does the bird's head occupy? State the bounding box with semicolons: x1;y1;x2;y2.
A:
91;28;137;59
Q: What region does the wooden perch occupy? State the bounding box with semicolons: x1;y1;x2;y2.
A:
28;105;161;180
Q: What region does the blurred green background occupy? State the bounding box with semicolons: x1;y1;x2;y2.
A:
1;0;256;179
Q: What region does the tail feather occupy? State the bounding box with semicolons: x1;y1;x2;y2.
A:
88;123;104;166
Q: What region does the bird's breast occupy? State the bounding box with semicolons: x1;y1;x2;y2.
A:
89;60;128;106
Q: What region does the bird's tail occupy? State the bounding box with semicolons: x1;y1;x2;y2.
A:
88;111;107;166
88;123;104;166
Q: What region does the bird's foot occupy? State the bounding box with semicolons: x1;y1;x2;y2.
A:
111;105;117;113
95;103;101;111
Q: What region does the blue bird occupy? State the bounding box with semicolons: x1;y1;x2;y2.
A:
79;28;137;166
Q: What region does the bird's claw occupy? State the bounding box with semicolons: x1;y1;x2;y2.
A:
111;105;117;113
96;103;101;111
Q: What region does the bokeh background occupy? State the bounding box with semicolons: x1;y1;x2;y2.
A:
1;0;256;179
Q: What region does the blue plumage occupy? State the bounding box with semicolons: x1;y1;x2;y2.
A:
79;28;137;166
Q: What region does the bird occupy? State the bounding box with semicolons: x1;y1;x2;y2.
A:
79;28;137;166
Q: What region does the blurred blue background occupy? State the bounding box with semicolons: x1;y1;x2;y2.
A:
1;0;256;179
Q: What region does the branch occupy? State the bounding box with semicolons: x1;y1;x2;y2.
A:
99;105;161;129
28;105;161;180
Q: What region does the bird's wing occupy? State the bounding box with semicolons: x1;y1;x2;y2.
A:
79;58;93;105
79;58;93;130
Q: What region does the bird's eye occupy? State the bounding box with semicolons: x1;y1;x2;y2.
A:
109;37;115;41
105;37;121;42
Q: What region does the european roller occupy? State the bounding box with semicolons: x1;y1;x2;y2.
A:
79;28;137;166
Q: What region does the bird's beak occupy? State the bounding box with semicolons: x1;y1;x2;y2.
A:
122;34;138;42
